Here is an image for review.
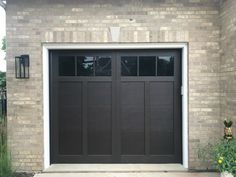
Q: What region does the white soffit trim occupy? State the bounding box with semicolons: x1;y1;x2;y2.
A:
43;46;50;169
43;43;187;49
43;43;189;169
0;0;6;9
182;45;188;169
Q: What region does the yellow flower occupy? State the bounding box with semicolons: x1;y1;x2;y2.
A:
219;157;224;160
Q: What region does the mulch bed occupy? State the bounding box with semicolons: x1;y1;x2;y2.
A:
13;173;35;177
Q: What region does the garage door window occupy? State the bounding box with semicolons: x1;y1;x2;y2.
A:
95;56;112;76
59;56;75;76
77;56;94;76
139;56;156;76
59;56;112;76
157;56;174;76
121;56;138;76
121;55;174;76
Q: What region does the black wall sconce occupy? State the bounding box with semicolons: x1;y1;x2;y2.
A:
15;55;30;79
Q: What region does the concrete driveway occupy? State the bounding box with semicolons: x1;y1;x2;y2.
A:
33;164;219;177
34;172;219;177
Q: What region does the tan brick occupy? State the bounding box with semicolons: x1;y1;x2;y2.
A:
7;0;234;172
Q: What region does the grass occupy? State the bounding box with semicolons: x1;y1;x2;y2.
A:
0;116;14;177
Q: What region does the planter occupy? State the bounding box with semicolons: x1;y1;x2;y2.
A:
221;172;234;177
224;127;233;140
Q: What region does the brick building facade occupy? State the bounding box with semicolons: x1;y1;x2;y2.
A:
5;0;236;172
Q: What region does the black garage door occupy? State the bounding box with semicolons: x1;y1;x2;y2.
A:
50;49;182;163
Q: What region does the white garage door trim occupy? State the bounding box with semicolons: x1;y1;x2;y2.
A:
42;43;189;170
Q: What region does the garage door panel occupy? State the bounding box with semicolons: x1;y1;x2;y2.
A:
88;82;111;105
150;111;174;156
121;106;145;155
121;82;144;105
87;82;112;155
150;82;173;105
58;120;82;155
149;82;174;156
58;82;83;155
121;82;145;155
87;107;112;155
121;133;145;155
58;120;83;155
150;109;174;129
150;132;174;155
58;82;83;105
88;130;112;155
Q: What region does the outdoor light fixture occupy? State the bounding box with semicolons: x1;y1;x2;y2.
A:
15;55;30;79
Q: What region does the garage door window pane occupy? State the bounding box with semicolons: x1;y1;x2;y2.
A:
139;56;156;76
59;56;75;76
121;56;138;76
95;56;112;76
77;56;94;76
157;56;174;76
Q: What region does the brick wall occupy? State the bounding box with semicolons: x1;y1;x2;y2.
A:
6;0;221;172
220;0;236;137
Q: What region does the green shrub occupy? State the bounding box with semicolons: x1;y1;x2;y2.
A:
198;139;236;174
0;118;13;177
